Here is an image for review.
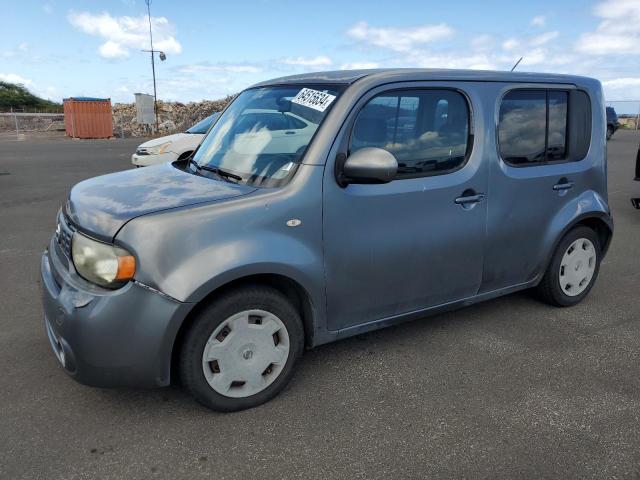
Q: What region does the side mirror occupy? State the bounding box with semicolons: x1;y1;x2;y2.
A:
338;147;398;187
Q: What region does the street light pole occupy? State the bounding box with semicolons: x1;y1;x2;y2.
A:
145;0;159;132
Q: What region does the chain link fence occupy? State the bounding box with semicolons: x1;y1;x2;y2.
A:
0;111;65;139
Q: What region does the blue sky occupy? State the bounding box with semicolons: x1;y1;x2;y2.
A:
2;0;640;108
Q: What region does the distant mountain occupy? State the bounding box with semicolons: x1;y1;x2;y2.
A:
0;81;61;112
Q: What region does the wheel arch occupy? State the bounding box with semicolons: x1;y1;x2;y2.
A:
574;215;613;255
539;211;613;286
170;273;317;384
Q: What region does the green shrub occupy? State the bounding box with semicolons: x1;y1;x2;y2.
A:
0;81;62;112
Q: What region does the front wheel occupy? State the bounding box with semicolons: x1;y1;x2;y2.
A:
537;226;601;307
179;285;303;412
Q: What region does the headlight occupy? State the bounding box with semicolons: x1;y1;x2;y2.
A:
144;141;172;155
71;233;136;288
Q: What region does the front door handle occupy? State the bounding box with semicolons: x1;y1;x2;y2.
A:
553;180;574;191
454;193;486;205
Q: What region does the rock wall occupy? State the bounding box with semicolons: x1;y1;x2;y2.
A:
0;97;235;137
112;96;234;137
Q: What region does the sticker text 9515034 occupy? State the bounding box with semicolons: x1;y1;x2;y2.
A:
291;88;336;112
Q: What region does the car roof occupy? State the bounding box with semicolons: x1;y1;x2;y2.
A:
250;68;598;88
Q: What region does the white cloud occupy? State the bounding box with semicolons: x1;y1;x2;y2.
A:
340;62;380;70
280;56;332;67
531;15;546;27
99;40;129;59
346;21;453;52
503;31;559;53
529;31;559;46
576;0;640;54
68;11;182;60
602;77;640;101
502;38;520;51
178;63;261;74
471;34;494;51
603;77;640;88
0;73;34;87
405;51;496;70
519;48;547;66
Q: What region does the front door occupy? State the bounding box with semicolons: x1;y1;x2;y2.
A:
323;85;488;331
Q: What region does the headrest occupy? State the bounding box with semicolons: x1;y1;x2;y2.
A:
354;117;387;144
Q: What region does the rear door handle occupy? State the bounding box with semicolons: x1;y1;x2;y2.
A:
553;181;574;191
454;193;485;204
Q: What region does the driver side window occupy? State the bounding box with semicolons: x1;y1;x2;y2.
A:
349;89;470;179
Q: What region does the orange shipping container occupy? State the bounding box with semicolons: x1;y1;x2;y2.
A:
63;97;113;139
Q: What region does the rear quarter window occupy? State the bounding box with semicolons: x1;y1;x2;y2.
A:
498;88;591;166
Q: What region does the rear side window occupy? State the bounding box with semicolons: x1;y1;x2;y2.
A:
350;89;470;178
499;90;569;165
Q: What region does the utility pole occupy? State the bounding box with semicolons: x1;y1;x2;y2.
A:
145;0;159;132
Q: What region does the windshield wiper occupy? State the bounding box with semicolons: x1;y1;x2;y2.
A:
188;159;242;183
204;165;243;182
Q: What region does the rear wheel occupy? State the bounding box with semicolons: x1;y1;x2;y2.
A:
537;226;601;307
179;285;303;412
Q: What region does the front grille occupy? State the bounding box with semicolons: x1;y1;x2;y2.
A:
55;213;75;260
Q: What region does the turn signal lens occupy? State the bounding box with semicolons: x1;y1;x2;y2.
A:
115;255;136;281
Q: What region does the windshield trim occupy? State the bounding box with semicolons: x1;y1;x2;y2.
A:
192;83;346;189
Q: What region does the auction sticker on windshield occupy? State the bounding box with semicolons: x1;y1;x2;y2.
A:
291;88;336;112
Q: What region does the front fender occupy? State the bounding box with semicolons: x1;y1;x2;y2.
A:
114;164;326;322
170;234;323;305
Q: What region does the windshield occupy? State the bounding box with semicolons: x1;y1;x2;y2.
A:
191;85;341;187
186;113;220;134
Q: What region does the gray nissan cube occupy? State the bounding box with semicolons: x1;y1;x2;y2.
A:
41;69;613;411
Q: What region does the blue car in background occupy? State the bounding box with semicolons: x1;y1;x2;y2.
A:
606;106;620;140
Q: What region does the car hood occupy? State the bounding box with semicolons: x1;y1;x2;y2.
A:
138;133;190;148
65;163;256;241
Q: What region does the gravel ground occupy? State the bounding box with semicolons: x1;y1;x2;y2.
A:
0;131;639;479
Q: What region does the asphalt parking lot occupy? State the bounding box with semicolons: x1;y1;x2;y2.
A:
1;131;639;479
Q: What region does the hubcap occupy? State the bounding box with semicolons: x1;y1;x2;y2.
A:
559;238;597;297
201;309;290;398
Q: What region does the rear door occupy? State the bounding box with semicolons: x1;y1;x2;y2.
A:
323;83;489;331
481;85;593;292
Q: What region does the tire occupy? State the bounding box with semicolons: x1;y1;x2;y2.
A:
537;226;601;307
179;285;303;412
606;126;613;141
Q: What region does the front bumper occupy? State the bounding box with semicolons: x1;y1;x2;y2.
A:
41;234;192;388
131;151;177;167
